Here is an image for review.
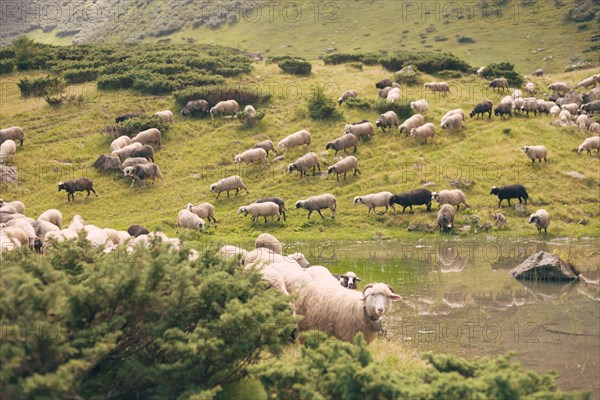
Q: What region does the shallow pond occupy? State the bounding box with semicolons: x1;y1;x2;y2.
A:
289;237;600;399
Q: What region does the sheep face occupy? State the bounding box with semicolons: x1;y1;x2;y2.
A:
340;272;361;289
209;184;217;192
237;207;248;216
295;201;304;209
123;166;135;177
363;283;401;318
325;143;333;150
431;192;439;202
353;196;362;205
58;182;66;192
287;164;297;173
327;166;335;174
528;214;538;224
490;187;499;195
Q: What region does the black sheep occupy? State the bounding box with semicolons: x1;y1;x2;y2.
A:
115;112;144;123
494;103;513;119
469;101;493;119
490;184;529;207
130;144;155;162
256;197;288;221
58;177;98;202
375;78;393;89
127;224;149;237
389;188;432;213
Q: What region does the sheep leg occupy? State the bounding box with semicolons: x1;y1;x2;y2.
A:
307;210;312;219
317;210;325;219
263;216;268;223
86;190;91;198
337;173;341;182
355;168;361;176
353;145;357;153
282;211;286;221
368;208;372;216
216;191;221;200
543;157;546;165
456;204;460;211
426;202;431;212
90;188;98;197
243;187;250;195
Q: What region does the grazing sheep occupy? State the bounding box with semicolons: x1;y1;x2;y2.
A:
112;142;143;161
432;190;470;210
0;126;24;146
583;87;600;103
295;281;402;344
326;134;358;155
513;97;525;112
327;156;361;182
489;78;508;92
399;114;425;135
470;101;493;119
244;104;257;118
31;220;60;252
561;103;580;115
130;144;155;163
337;271;362;289
525;82;536;96
238;202;280;223
548;82;569;95
589;122;600;133
410;122;435;142
122;157;149;169
127;224;149;237
343;121;375;141
528;209;550;234
295;194;336;219
577;76;597;90
533;68;544;77
256;197;288;221
501;95;514;106
577;136;600;155
176;209;205;233
437;204;456;233
278;129;311;153
522;145;547;165
375;79;393;89
440;114;464;132
210;100;240;118
181;99;209;116
581;101;600;113
512;89;523;99
288;152;320;177
442;109;466;125
0;139;16;161
410;99;429;114
389;188;432;213
494;103;513;119
1;200;25;215
424;82;450;95
154;110;174;123
256;233;283;254
338;89;358;105
252;140;279;156
115;112;143;123
186;202;217;226
38;209;62;229
521;98;539;116
110;135;132;152
378;86;393;99
210;175;249;199
386;87;401;103
477;66;486;76
234;148;268;171
58;177;98;202
244;247;310;269
131;128;162;149
576;114;593;128
490;184;529;207
354;192;395;216
217;245;249;262
536;100;556;115
550;105;561;117
123;163;164;187
375;111;399;132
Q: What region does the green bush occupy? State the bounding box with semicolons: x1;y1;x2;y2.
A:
174;85;269;108
307;86;339;119
109;115;171;137
62;68;99;83
565;0;597;21
0;48;16;59
0;239;296;400
437;70;463;79
0;60;14;74
482;62;524;86
380;51;471;74
345;97;376;110
278;58;312;75
374;99;412;119
17;75;65;97
349;62;363;70
322;53;380;66
97;73;135;90
395;66;422;85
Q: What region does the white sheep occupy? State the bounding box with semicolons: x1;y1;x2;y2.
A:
69;215;86;232
209;175;249;199
238;202;281;223
0;200;24;214
548;82;569;95
131;128;162;149
234;148;268;172
327;156;361;181
38;209;62;229
410;122;435;142
186;203;217;226
338;89;358;105
549;105;561;117
399;114;425;135
112;142;143;161
110;135;132;152
432;190;470;210
216;245;248;262
0;139;16;162
575;114;592;128
243;104;256;118
410;99;428;114
210;100;240;118
561;103;580;115
122;157;149;169
537;100;556;114
589;122;600;133
255;233;283;254
512;89;523;99
154;110;174;123
525;82;536;96
476;66;486;76
244;248;310;270
354;192;395;216
305;265;340;285
577;136;600;155
0;126;24;146
343;122;375;141
288;152;320;177
576;76;596;90
375;111;398;132
528;209;550;234
441;109;466;125
278;129;311;153
252;140;279;156
424;82;450;95
440;114;464;132
501;96;515;107
522;145;547;165
83;225;112;248
295;194;336;219
176;209;205;233
386;87;401;103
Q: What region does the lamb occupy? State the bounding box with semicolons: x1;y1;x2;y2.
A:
389;188;432;213
337;271;362;289
0;139;16;162
373;111;397;133
123;163;164;187
295;281;402;344
38;209;62;229
354;192;395;216
234;148;268;171
494;103;513;119
437;204;456;233
386;87;401;103
431;190;470;210
528;209;550;234
326;134;358;155
127;224;149;237
525;82;536;96
110;135;132;151
343;122;375;141
278;129;311;153
338;89;358;105
288;152;320;177
522;145;547;165
327;156;361;181
576;76;596;90
581;101;600;113
424;82;450;95
469;101;493;119
58;177;98;202
252;140;279;156
440;114;463;132
210;100;240;118
112;142;143;161
243;104;256;118
375;78;393;89
548;82;569;95
0;126;24;146
295;194;336;219
122;157;149;169
186;202;217;226
176;209;205;233
130;144;155;163
238;202;280;223
410;99;428;114
115;112;143;123
154;110;174;123
181;99;209;116
255;197;288;221
561;103;580;115
489;78;508;92
255;233;283;254
490;184;529;207
399;114;425;135
410;122;435;142
131;128;162;149
577;136;600;155
210;175;249;199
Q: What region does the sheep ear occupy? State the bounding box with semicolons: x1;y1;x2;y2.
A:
356;277;362;281
362;283;374;298
387;285;402;301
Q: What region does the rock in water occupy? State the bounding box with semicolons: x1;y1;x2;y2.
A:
509;251;580;281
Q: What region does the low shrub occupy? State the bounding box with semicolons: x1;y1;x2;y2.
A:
482;62;524;86
374;99;412;119
0;60;14;74
380;51;471;74
108;115;171;137
174;85;269;108
278;58;312;75
62;68;99;83
307;86;339;119
345;97;376;110
17;75;65;97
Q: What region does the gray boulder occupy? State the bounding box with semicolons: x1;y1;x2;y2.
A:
509;251;580;281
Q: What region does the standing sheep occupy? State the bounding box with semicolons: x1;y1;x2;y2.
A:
243;104;256;118
561;103;580;115
410;99;428;114
410;123;435;142
343;121;375;141
238;202;280;223
0;126;24;146
432;190;470;210
354;192;395;216
525;82;537;96
576;77;596;90
522;145;547;166
58;177;98;202
181;100;209;116
338;89;358;105
131;128;162;149
424;82;450;96
255;233;283;254
210;175;249;199
326;134;358;155
234;148;269;172
186;202;217;226
386;87;401;103
278;130;311;154
327;156;361;182
176;209;205;233
154;110;174;123
490;184;529;207
389;188;432;213
489;78;509;92
122;157;149;169
548;82;569;95
210;100;240;118
252;140;279;156
288;152;320;177
375;111;398;132
577;136;600;155
110;135;132;151
470;101;493;119
0;139;16;162
440;114;464;132
295;194;337;219
437;204;456;233
130;145;155;163
375;79;393;89
256;197;288;221
112;142;143;161
528;209;550;234
494;103;513;119
123;163;164;187
399;114;425;135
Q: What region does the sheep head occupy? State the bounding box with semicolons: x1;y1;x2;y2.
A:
490;187;499;195
363;283;402;319
237;207;248;216
353;196;362;205
58;182;65;192
287;164;297;173
528;214;538;224
295;201;304;209
327;166;335;174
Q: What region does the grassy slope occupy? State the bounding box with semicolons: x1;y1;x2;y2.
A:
0;63;599;248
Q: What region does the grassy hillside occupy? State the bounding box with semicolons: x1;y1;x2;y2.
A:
1;60;599;248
